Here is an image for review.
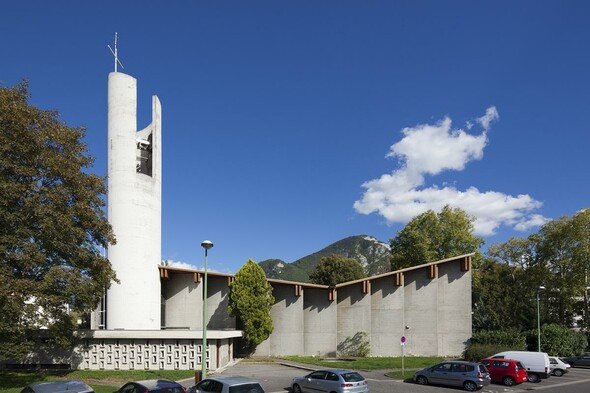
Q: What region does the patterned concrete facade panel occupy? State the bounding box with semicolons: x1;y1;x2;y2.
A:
303;288;337;356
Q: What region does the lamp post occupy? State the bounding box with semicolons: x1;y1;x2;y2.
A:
200;240;213;379
537;286;545;352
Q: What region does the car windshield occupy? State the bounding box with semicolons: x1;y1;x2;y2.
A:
341;372;364;382
516;362;525;370
228;384;264;393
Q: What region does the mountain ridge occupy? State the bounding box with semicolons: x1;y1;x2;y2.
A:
258;235;391;283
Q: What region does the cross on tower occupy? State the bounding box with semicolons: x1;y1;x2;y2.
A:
108;32;125;72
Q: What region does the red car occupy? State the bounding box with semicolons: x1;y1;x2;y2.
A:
480;358;528;386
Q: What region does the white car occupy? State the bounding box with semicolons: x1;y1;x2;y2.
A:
188;376;265;393
549;356;571;377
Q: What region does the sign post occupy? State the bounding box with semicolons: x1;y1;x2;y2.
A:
401;336;406;376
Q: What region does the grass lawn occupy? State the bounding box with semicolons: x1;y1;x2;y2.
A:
278;355;447;370
0;370;196;393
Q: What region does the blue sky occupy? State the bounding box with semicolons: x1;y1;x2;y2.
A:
2;1;589;273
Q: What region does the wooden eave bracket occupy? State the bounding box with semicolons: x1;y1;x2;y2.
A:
428;264;438;279
328;288;336;301
461;256;472;272
362;280;371;294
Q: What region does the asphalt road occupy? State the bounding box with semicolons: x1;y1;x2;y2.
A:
180;361;590;393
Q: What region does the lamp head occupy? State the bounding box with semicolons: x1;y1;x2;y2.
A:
201;240;214;250
538;286;546;291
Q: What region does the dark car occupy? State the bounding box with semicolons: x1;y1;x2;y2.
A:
292;369;368;393
114;380;186;393
414;361;491;391
563;353;590;367
21;381;94;393
480;358;528;386
188;376;264;393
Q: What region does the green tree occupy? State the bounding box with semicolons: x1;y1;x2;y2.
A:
389;205;484;270
0;82;116;361
228;259;275;352
534;210;590;328
309;254;366;286
478;237;540;331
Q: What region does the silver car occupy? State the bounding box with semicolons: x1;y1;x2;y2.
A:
414;361;491;392
21;381;94;393
291;369;369;393
188;376;265;393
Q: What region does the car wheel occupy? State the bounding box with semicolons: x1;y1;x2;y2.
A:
415;376;428;385
528;373;540;383
463;381;478;391
553;369;564;377
502;376;515;386
292;384;302;393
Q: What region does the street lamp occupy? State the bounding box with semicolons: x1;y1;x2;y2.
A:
537;286;545;352
201;240;213;379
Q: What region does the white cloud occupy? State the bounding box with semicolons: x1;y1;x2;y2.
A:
162;259;197;270
353;107;548;236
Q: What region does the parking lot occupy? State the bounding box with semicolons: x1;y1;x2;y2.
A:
188;361;590;393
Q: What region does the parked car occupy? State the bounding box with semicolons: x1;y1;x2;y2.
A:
114;380;186;393
480;358;528;386
563;353;590;367
413;361;491;391
292;369;368;393
548;356;571;376
21;381;94;393
491;351;551;382
188;376;264;393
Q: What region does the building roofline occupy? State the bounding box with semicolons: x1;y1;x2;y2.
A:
158;252;474;288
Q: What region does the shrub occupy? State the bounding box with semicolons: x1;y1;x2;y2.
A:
525;324;588;356
337;331;370;357
470;329;526;348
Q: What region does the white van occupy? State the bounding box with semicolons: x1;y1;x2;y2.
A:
491;351;551;382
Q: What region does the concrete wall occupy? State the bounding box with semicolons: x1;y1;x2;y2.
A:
254;283;304;356
207;276;235;330
106;72;162;330
303;288;337;356
336;283;371;356
163;273;201;329
370;276;405;356
402;268;439;356
436;262;472;356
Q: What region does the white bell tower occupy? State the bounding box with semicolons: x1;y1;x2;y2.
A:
105;34;162;330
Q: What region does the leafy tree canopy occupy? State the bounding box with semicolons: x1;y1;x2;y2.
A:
390;205;484;271
0;81;116;361
309;254;366;286
227;259;274;350
476;209;590;331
